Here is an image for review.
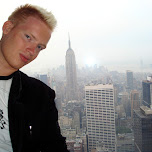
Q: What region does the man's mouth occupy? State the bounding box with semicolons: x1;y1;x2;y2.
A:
20;54;29;63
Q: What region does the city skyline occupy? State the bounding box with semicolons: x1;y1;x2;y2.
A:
33;53;151;151
0;0;152;73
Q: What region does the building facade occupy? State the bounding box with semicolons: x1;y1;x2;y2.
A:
126;70;133;91
133;106;152;152
131;90;140;120
142;80;152;108
39;74;49;86
65;37;77;101
85;84;116;152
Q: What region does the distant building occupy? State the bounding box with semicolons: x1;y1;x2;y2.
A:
39;74;49;86
58;116;72;130
133;106;152;152
65;36;78;101
61;128;77;140
119;92;131;117
117;133;134;152
73;112;80;134
50;77;56;92
126;70;133;91
131;90;140;120
66;139;83;152
142;79;152;108
85;84;116;152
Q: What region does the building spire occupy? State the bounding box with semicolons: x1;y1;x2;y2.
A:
68;33;71;49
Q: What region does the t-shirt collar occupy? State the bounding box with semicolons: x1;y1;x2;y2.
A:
0;71;18;80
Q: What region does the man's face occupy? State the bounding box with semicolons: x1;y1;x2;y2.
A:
0;16;52;71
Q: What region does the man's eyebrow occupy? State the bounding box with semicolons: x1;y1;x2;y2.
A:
31;34;46;48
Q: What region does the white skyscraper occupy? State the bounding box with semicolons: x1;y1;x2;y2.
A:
85;84;116;152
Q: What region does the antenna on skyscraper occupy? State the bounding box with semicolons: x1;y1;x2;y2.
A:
68;32;71;49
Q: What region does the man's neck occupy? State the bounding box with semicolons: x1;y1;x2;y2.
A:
0;61;17;76
0;67;17;76
0;43;17;76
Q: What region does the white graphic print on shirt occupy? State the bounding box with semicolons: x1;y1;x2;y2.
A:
0;78;13;152
0;109;6;129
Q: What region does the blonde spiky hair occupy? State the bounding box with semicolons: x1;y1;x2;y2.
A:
8;4;57;31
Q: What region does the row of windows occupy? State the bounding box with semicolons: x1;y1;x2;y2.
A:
86;114;115;117
88;129;115;133
87;122;115;126
86;107;114;110
86;96;113;99
87;126;115;129
87;110;115;113
88;136;116;141
86;104;114;108
86;110;114;114
87;120;115;124
86;108;114;111
87;125;115;131
88;140;115;146
86;99;114;102
88;138;115;142
86;105;114;109
87;119;115;123
87;117;115;122
87;109;114;112
87;128;116;132
87;115;115;119
86;95;113;97
86;106;114;110
86;100;114;103
87;121;115;126
86;112;115;116
86;90;113;93
88;134;116;138
86;116;115;121
86;99;114;103
86;94;113;97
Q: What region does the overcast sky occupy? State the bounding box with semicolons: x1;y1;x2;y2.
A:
0;0;152;73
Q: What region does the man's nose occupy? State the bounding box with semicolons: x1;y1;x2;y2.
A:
26;44;37;55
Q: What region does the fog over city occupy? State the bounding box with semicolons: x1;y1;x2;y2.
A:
1;0;152;73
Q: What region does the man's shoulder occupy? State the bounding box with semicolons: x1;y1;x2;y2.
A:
19;71;55;95
20;71;43;85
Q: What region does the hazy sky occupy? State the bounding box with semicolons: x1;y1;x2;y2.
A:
0;0;152;73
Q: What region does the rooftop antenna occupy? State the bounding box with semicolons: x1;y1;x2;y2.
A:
68;32;71;49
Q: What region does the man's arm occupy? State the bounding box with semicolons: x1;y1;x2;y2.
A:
40;89;69;152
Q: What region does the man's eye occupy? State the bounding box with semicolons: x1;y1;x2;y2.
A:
37;45;42;51
25;35;31;40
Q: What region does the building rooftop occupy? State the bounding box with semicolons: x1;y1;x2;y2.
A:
134;106;152;118
140;106;152;115
85;83;113;90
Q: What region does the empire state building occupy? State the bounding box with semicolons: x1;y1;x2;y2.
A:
65;37;78;101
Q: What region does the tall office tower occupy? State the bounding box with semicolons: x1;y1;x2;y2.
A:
126;70;133;91
85;84;116;152
142;79;152;108
65;37;77;101
131;90;140;120
133;106;152;152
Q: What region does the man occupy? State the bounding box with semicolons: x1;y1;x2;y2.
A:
0;4;69;152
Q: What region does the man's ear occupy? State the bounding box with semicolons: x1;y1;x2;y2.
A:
2;21;14;35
